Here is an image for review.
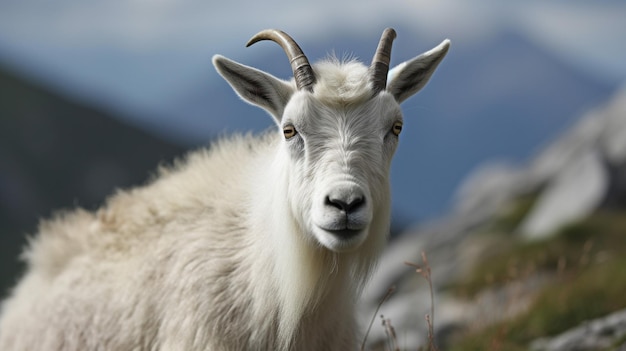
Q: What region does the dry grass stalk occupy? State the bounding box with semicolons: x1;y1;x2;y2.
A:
361;286;396;351
406;251;439;351
381;314;400;351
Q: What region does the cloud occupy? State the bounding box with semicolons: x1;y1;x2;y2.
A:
0;1;513;50
1;0;623;55
518;2;626;81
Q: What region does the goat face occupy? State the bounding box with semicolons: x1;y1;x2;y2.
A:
213;29;450;252
279;90;401;252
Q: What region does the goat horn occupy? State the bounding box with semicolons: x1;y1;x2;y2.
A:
247;29;316;92
370;28;397;94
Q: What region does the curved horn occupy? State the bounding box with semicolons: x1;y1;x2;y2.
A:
370;28;397;94
246;29;316;92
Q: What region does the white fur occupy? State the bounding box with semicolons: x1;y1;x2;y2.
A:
0;34;450;350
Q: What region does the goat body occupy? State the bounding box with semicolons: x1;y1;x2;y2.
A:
0;29;449;350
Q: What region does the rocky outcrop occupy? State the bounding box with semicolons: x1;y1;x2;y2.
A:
520;86;626;238
520;149;608;238
360;86;626;349
455;85;626;240
530;308;626;351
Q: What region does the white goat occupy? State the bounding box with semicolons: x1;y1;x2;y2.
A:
0;28;449;350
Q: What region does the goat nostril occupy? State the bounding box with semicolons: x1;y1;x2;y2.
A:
325;196;344;211
325;196;365;213
348;197;364;212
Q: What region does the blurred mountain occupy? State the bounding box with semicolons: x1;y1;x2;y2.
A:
161;28;617;219
0;28;617;221
0;66;185;297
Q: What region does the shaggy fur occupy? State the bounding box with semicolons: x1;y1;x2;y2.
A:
0;32;450;351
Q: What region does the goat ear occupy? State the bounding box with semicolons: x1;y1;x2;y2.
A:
213;55;294;121
387;39;450;104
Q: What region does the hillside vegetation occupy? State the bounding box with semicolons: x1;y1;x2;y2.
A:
362;87;626;351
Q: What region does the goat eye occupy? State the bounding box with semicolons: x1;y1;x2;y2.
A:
391;121;403;136
283;124;297;139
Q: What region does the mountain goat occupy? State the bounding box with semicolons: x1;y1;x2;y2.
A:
0;28;449;350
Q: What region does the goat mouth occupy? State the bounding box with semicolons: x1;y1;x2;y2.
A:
323;228;362;239
314;226;368;252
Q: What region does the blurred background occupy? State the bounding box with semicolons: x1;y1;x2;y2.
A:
1;0;625;349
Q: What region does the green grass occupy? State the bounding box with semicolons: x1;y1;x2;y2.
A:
489;192;540;234
446;210;626;351
451;210;626;297
606;334;626;351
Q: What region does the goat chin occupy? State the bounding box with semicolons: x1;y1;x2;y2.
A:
0;28;449;351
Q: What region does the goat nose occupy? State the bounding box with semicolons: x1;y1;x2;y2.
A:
325;193;365;214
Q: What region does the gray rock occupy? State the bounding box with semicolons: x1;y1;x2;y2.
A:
530;308;626;351
520;150;608;239
519;86;626;239
598;86;626;164
453;161;529;225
